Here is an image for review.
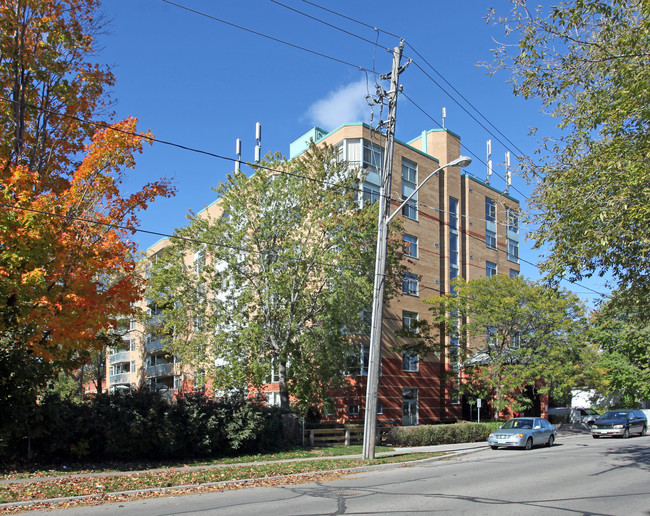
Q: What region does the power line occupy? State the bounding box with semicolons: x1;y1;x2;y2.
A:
282;0;532;201
0;96;363;198
405;44;528;158
269;0;392;52
297;0;402;40
401;91;529;200
160;0;378;75
0;201;373;275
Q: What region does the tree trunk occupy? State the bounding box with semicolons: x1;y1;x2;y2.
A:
279;359;290;410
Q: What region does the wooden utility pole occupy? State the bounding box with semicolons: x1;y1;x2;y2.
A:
362;40;406;460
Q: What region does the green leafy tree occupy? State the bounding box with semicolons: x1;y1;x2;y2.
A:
589;291;650;407
147;144;404;411
488;1;650;308
418;275;587;417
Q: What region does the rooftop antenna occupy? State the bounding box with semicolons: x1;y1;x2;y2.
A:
441;107;447;129
486;139;493;185
505;151;511;194
254;122;262;163
235;138;242;172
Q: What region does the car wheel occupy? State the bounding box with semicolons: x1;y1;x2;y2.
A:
622;428;629;439
546;435;555;447
525;438;533;450
592;434;600;439
641;425;647;437
490;445;499;450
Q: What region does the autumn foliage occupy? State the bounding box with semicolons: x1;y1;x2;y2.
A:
0;0;174;366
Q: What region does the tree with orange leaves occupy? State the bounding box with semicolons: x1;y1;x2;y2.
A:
0;0;174;446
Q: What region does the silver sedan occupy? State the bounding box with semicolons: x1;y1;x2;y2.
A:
488;417;557;450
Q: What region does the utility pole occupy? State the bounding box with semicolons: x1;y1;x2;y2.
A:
362;40;406;460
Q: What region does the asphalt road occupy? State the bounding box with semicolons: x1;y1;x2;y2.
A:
27;433;650;515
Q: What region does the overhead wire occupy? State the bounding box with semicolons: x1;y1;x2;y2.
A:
0;93;604;296
269;0;392;52
0;201;374;275
2;2;607;298
285;0;530;195
159;0;379;75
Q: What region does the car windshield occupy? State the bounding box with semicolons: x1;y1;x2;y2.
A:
585;409;599;415
598;411;628;420
502;418;533;429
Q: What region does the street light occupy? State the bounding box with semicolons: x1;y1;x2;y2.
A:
362;155;472;460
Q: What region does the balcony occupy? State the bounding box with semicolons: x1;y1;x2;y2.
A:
147;363;175;378
146;339;164;354
109;373;131;385
109;351;131;364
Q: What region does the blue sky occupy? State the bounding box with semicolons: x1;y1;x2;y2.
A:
98;0;609;305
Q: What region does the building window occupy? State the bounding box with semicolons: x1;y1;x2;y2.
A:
511;332;521;349
486;229;497;249
402;272;419;296
269;360;280;383
402;388;418;426
193;248;206;274
485;197;496;222
346;345;369;376
402;310;419;334
486;261;497;278
449;197;459;231
450;234;459;276
377;403;383;415
266;391;281;407
335;141;344;163
402;350;419;372
506;207;519;233
363;140;383;174
401;158;418;220
402;234;418;258
348;404;360;416
362;183;380;205
510;268;519;278
129;339;136;352
507;239;519;263
450;376;461;405
449;333;459;373
486;326;497;347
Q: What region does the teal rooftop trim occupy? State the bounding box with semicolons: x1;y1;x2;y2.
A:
462;171;520;203
289;122;440;165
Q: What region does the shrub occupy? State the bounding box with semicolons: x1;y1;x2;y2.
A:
386;422;499;447
0;389;296;465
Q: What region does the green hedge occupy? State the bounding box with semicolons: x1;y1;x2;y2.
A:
0;390;292;464
386;421;502;447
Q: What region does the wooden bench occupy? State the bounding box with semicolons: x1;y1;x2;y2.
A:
305;425;396;447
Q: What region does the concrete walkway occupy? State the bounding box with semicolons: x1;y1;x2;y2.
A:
0;430;590;510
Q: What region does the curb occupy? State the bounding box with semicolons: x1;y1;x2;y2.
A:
0;447;483;511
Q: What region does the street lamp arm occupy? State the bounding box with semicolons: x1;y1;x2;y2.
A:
386;155;471;225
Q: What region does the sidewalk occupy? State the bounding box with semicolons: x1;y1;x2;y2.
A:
0;433;588;511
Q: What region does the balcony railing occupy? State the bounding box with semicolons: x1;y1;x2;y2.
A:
109;373;131;385
146;339;164;354
147;363;175;378
109;351;131;364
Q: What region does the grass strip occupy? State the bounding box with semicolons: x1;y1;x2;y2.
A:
0;452;443;504
0;445;393;480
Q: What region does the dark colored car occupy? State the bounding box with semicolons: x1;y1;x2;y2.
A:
591;409;647;439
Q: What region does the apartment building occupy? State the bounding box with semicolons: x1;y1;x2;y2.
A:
105;122;520;424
